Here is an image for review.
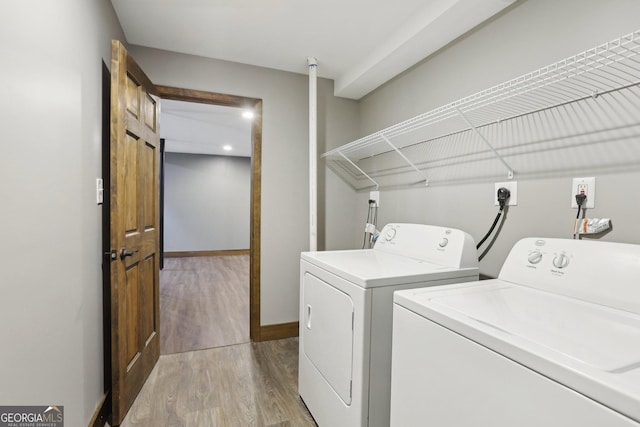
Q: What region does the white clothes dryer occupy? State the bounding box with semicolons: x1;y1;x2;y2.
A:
299;223;479;427
391;237;640;427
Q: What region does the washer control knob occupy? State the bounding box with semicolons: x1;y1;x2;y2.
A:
527;250;543;264
438;238;449;248
385;227;397;241
553;253;570;269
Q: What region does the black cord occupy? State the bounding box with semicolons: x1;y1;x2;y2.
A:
575;193;586;219
371;203;378;245
362;204;370;249
477;187;511;250
362;201;375;249
373;203;378;229
476;210;502;249
477;187;510;250
574;193;587;238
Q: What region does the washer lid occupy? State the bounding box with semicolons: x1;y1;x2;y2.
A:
301;249;478;288
394;281;640;423
429;283;640;372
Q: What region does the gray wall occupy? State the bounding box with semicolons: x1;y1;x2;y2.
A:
352;0;640;278
128;45;360;325
164;153;251;251
318;77;363;251
0;0;125;425
0;2;357;422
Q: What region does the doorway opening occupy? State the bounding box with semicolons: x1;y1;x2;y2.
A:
159;98;254;354
156;86;263;344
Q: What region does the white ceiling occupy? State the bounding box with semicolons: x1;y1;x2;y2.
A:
162;99;253;157
110;0;516;100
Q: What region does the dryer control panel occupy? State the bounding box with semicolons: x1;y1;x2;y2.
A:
374;223;478;269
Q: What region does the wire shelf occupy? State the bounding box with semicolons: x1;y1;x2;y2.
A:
323;30;640;190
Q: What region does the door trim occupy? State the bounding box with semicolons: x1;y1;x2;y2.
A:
155;85;265;341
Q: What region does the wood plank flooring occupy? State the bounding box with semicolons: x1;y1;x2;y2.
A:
160;256;250;354
118;338;316;427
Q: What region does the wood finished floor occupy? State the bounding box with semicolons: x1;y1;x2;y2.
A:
118;338;316;427
160;255;250;355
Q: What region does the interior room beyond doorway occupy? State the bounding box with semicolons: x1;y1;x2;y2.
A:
160;99;253;354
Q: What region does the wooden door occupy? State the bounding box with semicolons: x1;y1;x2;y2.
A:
110;40;161;426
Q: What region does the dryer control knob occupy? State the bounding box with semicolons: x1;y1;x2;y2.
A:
527;251;543;264
553;253;570;269
385;227;397;241
438;238;449;248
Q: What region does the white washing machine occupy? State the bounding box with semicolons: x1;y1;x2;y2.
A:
299;223;479;427
391;237;640;427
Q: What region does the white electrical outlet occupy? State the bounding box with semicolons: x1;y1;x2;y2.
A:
369;191;380;206
494;181;518;206
571;177;595;208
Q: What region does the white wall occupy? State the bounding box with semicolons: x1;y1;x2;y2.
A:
0;0;125;425
354;0;640;277
128;45;360;325
164;153;251;251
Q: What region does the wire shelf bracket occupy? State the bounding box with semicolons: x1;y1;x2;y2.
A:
338;151;379;189
454;106;515;179
379;134;430;186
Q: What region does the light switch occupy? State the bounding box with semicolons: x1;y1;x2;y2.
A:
97;178;104;205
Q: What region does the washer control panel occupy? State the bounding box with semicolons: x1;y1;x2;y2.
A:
522;239;574;274
499;237;640;314
524;250;571;268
